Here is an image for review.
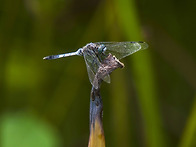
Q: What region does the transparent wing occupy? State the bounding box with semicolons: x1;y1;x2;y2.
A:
95;41;148;59
83;49;110;89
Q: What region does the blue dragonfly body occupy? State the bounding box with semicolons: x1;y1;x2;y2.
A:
43;42;148;89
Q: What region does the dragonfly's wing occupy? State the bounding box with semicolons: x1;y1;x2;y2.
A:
95;41;148;59
83;49;110;89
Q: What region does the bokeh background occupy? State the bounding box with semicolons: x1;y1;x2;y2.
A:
0;0;196;147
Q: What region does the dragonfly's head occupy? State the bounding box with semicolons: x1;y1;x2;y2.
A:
98;44;106;54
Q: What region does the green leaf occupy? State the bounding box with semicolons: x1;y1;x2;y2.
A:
0;112;61;147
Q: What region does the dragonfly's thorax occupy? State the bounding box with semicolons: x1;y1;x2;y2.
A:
83;43;107;63
84;43;106;55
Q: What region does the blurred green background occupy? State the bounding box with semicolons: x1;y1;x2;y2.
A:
0;0;196;147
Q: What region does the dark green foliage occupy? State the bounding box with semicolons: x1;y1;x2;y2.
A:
0;0;195;146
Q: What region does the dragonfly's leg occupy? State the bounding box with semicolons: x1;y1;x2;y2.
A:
97;54;103;63
101;52;107;58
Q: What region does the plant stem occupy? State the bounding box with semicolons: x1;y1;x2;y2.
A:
88;87;105;147
88;54;124;147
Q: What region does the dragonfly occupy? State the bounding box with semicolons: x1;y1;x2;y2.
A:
43;41;148;89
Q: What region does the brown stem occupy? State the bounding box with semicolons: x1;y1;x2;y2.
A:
88;54;124;147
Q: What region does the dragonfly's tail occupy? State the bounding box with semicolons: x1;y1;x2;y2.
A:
43;49;83;60
43;55;63;60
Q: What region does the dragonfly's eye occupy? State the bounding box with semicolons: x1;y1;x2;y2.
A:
102;46;106;52
98;45;106;53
